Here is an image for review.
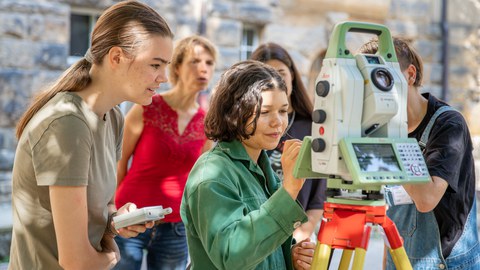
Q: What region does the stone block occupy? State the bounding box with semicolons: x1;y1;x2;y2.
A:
428;64;443;85
209;0;234;18
217;47;240;70
448;0;480;25
0;174;12;195
28;14;45;41
449;65;472;88
414;39;441;63
0;69;41;126
235;2;273;24
174;18;199;40
449;24;472;43
417;23;442;39
0;1;69;43
0;38;37;69
39;15;69;44
385;20;418;38
206;17;242;47
390;0;431;22
57;0;112;9
35;43;68;70
263;24;327;59
0;13;28;39
0;229;12;260
0;128;16;150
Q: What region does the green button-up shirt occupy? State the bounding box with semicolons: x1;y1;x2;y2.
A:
181;140;307;270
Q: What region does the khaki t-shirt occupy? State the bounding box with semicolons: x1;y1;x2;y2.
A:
9;92;123;270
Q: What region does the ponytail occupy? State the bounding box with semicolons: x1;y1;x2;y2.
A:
15;58;92;139
16;0;173;139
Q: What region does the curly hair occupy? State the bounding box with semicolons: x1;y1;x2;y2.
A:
205;60;287;142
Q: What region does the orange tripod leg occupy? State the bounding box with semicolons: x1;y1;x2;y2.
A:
382;216;412;270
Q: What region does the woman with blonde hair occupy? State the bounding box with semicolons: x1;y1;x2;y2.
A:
114;35;217;270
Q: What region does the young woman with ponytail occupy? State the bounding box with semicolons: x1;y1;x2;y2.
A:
9;1;173;269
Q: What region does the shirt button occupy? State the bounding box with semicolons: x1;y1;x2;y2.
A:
293;221;302;229
438;264;445;269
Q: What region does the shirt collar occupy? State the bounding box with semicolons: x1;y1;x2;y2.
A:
216;140;279;192
217;140;260;172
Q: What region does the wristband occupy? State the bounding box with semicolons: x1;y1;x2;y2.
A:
106;211;119;237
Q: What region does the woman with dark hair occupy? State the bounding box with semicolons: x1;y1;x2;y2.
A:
9;1;173;269
181;60;316;269
114;35;217;270
251;42;327;242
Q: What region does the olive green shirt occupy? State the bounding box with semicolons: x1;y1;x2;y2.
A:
9;92;123;270
181;140;307;270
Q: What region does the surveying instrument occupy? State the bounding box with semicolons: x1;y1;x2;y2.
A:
294;22;431;269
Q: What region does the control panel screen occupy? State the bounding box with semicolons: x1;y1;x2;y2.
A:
365;55;380;64
352;143;401;172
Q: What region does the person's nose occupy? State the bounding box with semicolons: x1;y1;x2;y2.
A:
198;61;208;74
270;113;283;127
155;69;168;84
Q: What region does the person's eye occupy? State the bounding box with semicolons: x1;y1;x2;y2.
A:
206;60;214;66
151;64;160;70
280;109;288;114
260;110;269;115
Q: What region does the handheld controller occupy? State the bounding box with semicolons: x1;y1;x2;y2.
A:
113;206;172;230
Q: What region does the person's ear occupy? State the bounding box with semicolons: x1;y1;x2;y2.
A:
108;46;125;68
407;64;417;85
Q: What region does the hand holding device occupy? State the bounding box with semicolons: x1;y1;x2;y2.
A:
113;205;172;230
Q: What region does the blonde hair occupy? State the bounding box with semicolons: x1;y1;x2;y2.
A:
16;0;173;138
168;35;217;86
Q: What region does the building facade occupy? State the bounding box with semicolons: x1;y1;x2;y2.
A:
0;0;479;261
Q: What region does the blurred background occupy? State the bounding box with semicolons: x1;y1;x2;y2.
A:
0;0;480;267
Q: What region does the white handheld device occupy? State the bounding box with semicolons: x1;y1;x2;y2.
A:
113;205;172;230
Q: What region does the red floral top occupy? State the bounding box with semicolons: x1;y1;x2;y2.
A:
115;94;207;222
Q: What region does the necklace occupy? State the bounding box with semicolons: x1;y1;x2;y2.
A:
283;111;296;139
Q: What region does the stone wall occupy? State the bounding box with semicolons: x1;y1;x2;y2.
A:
0;0;479;262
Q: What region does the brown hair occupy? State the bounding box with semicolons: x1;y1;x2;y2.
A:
168;35;217;86
205;60;287;142
16;0;173;138
250;42;313;120
359;37;424;87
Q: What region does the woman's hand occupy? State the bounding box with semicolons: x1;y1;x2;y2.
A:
292;238;316;270
113;203;155;238
281;139;305;199
100;235;121;268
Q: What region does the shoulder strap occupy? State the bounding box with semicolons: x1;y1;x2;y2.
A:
418;105;456;149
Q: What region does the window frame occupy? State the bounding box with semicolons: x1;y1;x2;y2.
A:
68;7;101;66
240;24;261;60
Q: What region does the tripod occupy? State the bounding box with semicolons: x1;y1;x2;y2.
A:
311;201;412;270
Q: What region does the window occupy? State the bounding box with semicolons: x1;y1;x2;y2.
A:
240;25;260;60
68;8;100;65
